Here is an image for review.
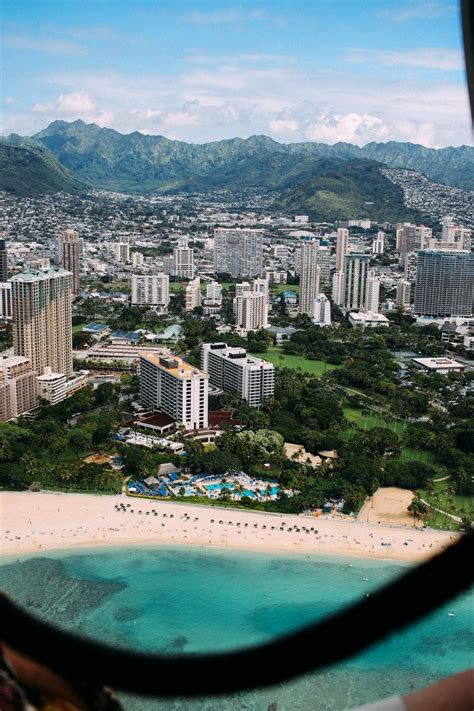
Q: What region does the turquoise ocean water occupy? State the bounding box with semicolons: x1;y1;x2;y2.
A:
0;545;472;710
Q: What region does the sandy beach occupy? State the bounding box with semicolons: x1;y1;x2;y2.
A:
0;491;460;562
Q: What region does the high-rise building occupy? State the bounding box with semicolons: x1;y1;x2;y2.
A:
316;245;331;285
404;252;418;282
213;228;263;278
332;271;345;306
413;250;473;318
11;268;73;377
59;229;80;295
131;274;169;313
335;228;349;272
441;217;471;250
365;273;380;313
185;277;201;312
396;280;411;307
396;223;431;256
312;294;331;326
173;245;194;279
206;281;223;301
299;241;321;315
115;240;130;264
293;245;302;275
0;355;37;422
372;231;385;255
0;282;12;319
0;239;8;282
343;254;370;311
131;252;144;268
140;353;208;430
253;277;270;305
234;291;268;333
201;343;274;407
235;281;252;297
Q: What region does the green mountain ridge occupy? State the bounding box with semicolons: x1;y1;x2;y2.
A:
273;159;422;223
0;139;86;197
26;119;474;193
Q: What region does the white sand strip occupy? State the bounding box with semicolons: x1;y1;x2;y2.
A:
0;491;460;562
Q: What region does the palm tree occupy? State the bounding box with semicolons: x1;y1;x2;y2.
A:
265;483;272;501
407;496;427;528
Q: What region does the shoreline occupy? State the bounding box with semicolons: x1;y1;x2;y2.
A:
0;491;460;562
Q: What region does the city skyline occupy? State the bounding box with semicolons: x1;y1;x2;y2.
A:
2;0;470;148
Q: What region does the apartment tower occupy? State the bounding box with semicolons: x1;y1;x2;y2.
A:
299;241;321;315
11;268;73;377
213;228;263;278
59;229;81;295
414;250;473;318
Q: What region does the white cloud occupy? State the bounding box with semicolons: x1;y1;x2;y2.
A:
4;96;15;105
181;9;269;25
348;48;463;71
269;118;299;134
3;49;469;148
302;113;390;144
380;1;455;22
33;91;96;115
4;34;85;55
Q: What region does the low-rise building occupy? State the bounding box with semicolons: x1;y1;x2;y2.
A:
411;357;465;374
348;312;390;328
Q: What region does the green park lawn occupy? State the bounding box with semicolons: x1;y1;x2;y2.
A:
342;407;407;435
255;347;337;377
270;284;299;294
417;479;472;531
72;322;87;333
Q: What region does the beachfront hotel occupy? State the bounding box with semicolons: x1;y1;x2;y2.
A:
11;267;73;378
201;342;274;407
139;353;208;430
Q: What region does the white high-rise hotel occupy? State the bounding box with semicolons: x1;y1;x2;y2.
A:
201;343;274;407
140;353;208;430
11;268;73;377
214;228;263;277
131;274;169;313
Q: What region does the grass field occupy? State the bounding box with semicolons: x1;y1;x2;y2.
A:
269;284;299;294
342;407;407;434
254;347;337;377
417;479;472;531
72;322;87;333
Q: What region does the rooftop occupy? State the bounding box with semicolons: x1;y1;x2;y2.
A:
11;267;72;282
141;352;207;379
412;357;465;370
83;322;108;332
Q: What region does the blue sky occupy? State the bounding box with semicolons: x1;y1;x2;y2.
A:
1;0;471;146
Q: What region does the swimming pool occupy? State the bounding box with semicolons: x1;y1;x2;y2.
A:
205;483;234;492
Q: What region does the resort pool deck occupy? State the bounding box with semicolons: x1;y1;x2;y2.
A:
205;483;234;492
